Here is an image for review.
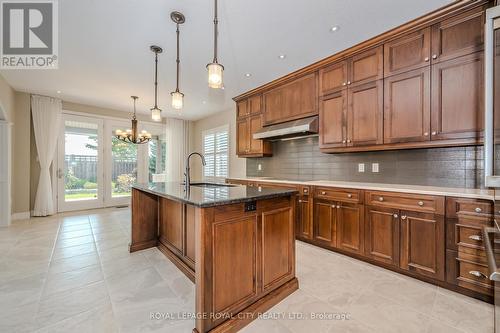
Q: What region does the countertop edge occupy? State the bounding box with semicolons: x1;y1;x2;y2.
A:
227;177;494;201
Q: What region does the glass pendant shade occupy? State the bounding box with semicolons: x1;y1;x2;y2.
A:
151;107;162;122
171;91;184;110
207;62;224;89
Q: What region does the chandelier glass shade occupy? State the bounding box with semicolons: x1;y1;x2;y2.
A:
115;96;152;145
150;45;163;122
207;0;224;89
171;11;185;110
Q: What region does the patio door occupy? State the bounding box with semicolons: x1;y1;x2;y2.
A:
57;115;104;212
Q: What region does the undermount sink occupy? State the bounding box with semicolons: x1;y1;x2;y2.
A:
188;182;236;188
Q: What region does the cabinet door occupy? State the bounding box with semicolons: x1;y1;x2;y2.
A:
431;52;484;141
319;90;347;148
337;202;364;255
320;61;348;95
159;198;184;256
431;6;485;64
384;28;431;76
297;196;312;240
249;115;263;154
384;67;431;144
237;100;249;118
313;199;336;247
237;118;249;155
364;206;400;266
248;95;262;115
400;211;445;281
349;46;383;86
263;88;284;125
347;80;383;147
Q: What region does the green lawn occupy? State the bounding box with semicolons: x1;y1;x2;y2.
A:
65;191;130;201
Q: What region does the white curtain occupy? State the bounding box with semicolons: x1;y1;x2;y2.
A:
165;118;189;182
31;95;62;216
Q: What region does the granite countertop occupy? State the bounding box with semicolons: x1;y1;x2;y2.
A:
133;182;298;208
229;177;494;200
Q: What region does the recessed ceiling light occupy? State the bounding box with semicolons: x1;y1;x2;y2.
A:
56;90;61;94
245;73;252;78
202;101;207;104
278;54;286;59
330;25;340;32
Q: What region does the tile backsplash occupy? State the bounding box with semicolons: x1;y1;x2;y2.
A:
246;136;484;188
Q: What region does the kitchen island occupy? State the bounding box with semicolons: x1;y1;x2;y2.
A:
129;182;298;333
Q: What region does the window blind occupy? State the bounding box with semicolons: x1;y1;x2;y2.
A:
203;126;229;179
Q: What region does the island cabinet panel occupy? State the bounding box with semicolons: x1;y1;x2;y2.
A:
130;189;159;252
212;216;258;314
313;200;337;247
364;206;400;266
319;90;347;148
383;67;431;144
384;28;431;77
159;198;184;256
430;6;485;64
430;52;484;141
399;211;445;281
336;202;364;255
185;205;196;267
262;207;295;293
263;73;318;125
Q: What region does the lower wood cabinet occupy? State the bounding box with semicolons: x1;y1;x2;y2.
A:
399;210;445;281
336;202;364;255
313;199;337;246
364;206;400;266
297;195;313;240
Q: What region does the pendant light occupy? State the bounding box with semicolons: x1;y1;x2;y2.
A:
150;45;163;122
207;0;224;89
170;12;185;110
115;96;152;144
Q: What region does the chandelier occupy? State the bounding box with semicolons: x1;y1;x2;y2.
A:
115;96;152;144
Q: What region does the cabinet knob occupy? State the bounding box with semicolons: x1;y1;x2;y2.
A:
424;57;430;62
347;139;351;143
469;235;482;241
343;82;347;86
321;191;326;195
469;271;487;279
332;205;336;208
342;139;346;144
337;205;341;209
378;197;384;202
432;54;438;60
424;132;429;136
347;194;352;198
393;214;399;218
475;207;482;213
347;81;351;85
303;189;308;193
401;215;407;220
418;201;424;206
431;131;437;136
298;199;304;203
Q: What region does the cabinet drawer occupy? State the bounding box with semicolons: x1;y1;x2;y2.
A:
315;187;362;203
456;223;485;250
365;191;444;214
300;186;311;196
457;256;493;295
456;213;492;228
458;247;487;264
446;197;493;218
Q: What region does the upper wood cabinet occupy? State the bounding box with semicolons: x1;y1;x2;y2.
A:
384;28;431;77
384;67;431;144
319;90;346;149
431;6;485;64
237;100;249;118
431;52;484;141
400;211;445;281
320;46;383;96
263;73;318;125
237;118;250;156
237;95;272;157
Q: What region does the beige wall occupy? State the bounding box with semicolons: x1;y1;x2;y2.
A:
190;107;246;180
62;101;154;122
0;74;15;122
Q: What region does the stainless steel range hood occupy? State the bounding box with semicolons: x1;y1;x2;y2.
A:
253;116;318;140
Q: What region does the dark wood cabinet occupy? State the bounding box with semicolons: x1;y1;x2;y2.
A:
431;6;485;64
313;199;336;246
319;90;346;148
384;28;431;77
431;52;484;141
399;210;445;281
364;206;400;266
297;195;312;240
263;73;318;125
383;67;431;144
319;61;348;95
337;202;364;255
236;95;272;157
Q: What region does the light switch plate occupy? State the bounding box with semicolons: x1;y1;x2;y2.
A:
372;163;379;173
257;164;262;171
358;163;365;173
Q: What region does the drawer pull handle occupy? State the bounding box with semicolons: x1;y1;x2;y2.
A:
303;189;308;193
401;215;407;220
378;197;384;202
475;207;482;213
347;194;352;198
418;201;424;206
468;235;482;241
298;200;305;203
321;191;326;195
332;205;336;208
469;271;487;279
393;214;399;219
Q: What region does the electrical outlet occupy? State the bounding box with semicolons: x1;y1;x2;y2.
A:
372;163;379;173
358;163;365;173
257;164;262;171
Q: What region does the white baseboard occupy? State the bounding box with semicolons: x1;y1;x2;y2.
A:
11;211;30;220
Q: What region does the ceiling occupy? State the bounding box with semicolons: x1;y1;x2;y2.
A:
0;0;453;121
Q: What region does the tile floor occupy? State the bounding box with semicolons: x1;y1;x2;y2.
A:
0;208;494;333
